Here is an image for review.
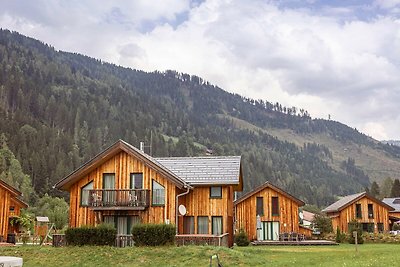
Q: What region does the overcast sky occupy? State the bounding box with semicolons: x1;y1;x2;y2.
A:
1;0;400;140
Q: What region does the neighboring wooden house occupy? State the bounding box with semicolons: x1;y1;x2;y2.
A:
382;198;400;229
54;140;242;246
0;179;28;241
234;181;305;241
322;192;393;234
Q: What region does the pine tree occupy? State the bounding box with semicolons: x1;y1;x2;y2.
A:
390;179;400;197
370;181;380;198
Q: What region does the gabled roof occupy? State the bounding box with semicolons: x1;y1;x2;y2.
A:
233;181;304;206
302;210;315;222
0;179;28;208
382;198;400;212
54;140;188;190
322;192;394;213
155;156;243;190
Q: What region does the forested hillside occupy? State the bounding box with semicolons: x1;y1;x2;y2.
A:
1;29;400;207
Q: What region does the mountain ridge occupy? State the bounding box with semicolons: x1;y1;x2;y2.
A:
1;29;400;206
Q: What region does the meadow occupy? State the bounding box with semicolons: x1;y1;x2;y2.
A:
1;243;400;267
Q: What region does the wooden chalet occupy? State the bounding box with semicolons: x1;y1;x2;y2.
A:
322;192;393;234
382;198;400;229
0;179;28;242
54;140;243;247
234;181;305;241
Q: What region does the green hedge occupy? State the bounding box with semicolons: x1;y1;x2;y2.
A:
132;224;175;246
65;224;117;246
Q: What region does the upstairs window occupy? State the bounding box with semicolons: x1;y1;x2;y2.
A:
271;196;279;216
356;204;362;218
81;181;94;206
152;180;165;206
368;204;374;219
210;187;222;199
130;173;143;189
256;197;264;216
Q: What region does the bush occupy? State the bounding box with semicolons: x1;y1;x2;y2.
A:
132;224;176;246
348;220;364;244
235;228;250;246
312;214;333;236
335;227;346;243
65;223;116;246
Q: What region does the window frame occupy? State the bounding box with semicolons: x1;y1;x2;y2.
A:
271;196;279;216
152;179;165;206
367;204;374;219
256;197;264;216
80;180;94;207
183;216;195;234
130;173;143;189
197;216;209;234
356;203;362;219
211;216;223;236
210;186;222;199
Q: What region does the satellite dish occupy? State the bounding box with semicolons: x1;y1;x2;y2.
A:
178;205;187;216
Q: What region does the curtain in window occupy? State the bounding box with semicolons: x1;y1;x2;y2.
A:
183;216;195;234
103;216;115;227
81;181;93;206
197;216;209;234
103;174;115;205
117;217;128;235
152;180;165;205
130;216;141;226
212;217;222;236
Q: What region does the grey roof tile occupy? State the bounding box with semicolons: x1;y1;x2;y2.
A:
382;198;400;212
155;156;241;185
322;192;365;213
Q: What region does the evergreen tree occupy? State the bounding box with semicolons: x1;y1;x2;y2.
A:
390;179;400;197
370;181;380;198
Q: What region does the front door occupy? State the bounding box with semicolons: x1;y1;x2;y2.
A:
262;221;280;241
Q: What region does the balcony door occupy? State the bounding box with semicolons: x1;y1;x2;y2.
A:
103;173;115;206
262;221;279;241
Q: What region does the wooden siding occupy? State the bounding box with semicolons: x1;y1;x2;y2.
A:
389;212;400;219
235;187;301;241
177;186;234;246
69;151;177;227
328;196;390;233
0;187;25;238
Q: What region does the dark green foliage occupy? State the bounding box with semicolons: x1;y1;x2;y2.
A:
235;228;250;246
370;181;380;199
390;179;400;197
312;214;333;235
65;224;116;246
131;224;175;246
348;221;364;244
392;223;400;231
335;227;346;243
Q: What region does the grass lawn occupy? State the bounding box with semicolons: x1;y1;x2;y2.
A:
1;243;399;267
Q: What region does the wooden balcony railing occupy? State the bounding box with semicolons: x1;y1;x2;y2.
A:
87;189;150;210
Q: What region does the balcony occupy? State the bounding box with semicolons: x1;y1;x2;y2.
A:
88;189;150;210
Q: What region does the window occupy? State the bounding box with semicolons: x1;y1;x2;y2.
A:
103;216;140;235
152;180;165;206
367;204;374;219
103;173;115;189
103;174;115;205
356;204;362;218
377;223;384;233
80;181;94;206
210;187;222;198
130;173;143;189
9;206;15;212
362;223;374;233
271;197;279;216
183;216;195;234
256;197;264;216
212;216;223;236
197;216;209;234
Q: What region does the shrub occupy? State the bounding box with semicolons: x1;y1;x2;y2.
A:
312;214;333;236
65;223;116;246
335;227;346;243
393;223;400;231
132;224;175;246
235;228;250;246
348;220;364;244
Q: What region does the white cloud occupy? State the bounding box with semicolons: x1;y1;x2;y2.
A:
1;0;400;139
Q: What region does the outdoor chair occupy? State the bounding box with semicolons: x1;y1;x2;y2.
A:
290;232;298;241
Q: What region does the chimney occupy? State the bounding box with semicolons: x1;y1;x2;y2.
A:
140;142;145;152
